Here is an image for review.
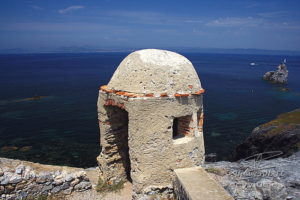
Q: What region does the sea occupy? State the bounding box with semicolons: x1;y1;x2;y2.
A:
0;52;299;167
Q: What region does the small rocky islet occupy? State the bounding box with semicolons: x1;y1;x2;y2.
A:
263;61;288;84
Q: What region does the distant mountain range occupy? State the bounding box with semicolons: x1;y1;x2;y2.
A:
0;47;299;56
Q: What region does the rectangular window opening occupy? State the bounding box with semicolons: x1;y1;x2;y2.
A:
173;115;193;140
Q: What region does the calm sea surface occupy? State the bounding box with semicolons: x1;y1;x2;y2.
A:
0;53;299;167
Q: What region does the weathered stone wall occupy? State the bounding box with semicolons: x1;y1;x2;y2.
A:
97;102;130;184
0;157;92;200
97;90;205;199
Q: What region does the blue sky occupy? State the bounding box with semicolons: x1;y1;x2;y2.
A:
0;0;300;51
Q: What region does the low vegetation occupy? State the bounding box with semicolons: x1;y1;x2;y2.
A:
261;109;300;127
95;177;124;193
259;110;300;137
205;167;226;176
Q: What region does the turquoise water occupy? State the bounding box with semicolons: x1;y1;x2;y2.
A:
0;53;299;167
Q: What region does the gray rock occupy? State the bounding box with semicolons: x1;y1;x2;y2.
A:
15;165;25;175
70;178;80;187
61;182;70;190
204;152;300;200
1;172;13;185
22;167;35;180
0;169;3;177
51;185;62;193
74;181;91;191
5;194;16;200
75;171;86;179
54;170;61;177
64;174;74;182
36;172;53;183
4;184;15;193
41;184;53;193
53;178;63;186
257;179;287;200
263;63;288;84
0;176;5;185
63;187;73;195
25;183;43;193
18;191;28;199
15;181;27;190
0;185;4;194
45;181;52;186
9;174;22;184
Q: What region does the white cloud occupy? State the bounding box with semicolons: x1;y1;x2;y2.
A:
257;11;286;18
206;17;263;27
58;5;85;14
103;10;205;26
246;3;259;8
31;5;42;10
183;19;203;23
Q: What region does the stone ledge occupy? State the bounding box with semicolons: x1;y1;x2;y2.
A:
174;167;233;200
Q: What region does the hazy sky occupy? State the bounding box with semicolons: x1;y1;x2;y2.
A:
0;0;300;51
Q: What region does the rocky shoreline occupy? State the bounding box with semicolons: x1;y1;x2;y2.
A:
203;108;300;200
204;151;300;200
235;109;300;160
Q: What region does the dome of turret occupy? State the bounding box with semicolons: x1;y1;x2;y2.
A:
107;49;202;96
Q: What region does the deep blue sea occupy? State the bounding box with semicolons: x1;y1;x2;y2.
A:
0;53;299;167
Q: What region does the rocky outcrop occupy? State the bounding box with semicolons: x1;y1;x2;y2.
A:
263;63;288;84
0;157;92;200
211;109;300;199
235;109;300;160
204;151;300;200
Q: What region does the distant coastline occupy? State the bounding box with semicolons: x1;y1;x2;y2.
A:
1;47;300;56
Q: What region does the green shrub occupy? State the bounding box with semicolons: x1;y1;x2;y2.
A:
205;167;224;176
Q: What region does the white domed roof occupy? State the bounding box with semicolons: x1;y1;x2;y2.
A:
107;49;202;96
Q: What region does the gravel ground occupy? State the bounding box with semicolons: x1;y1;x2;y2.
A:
65;182;132;200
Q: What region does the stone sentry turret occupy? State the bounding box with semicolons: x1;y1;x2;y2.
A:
97;49;205;199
